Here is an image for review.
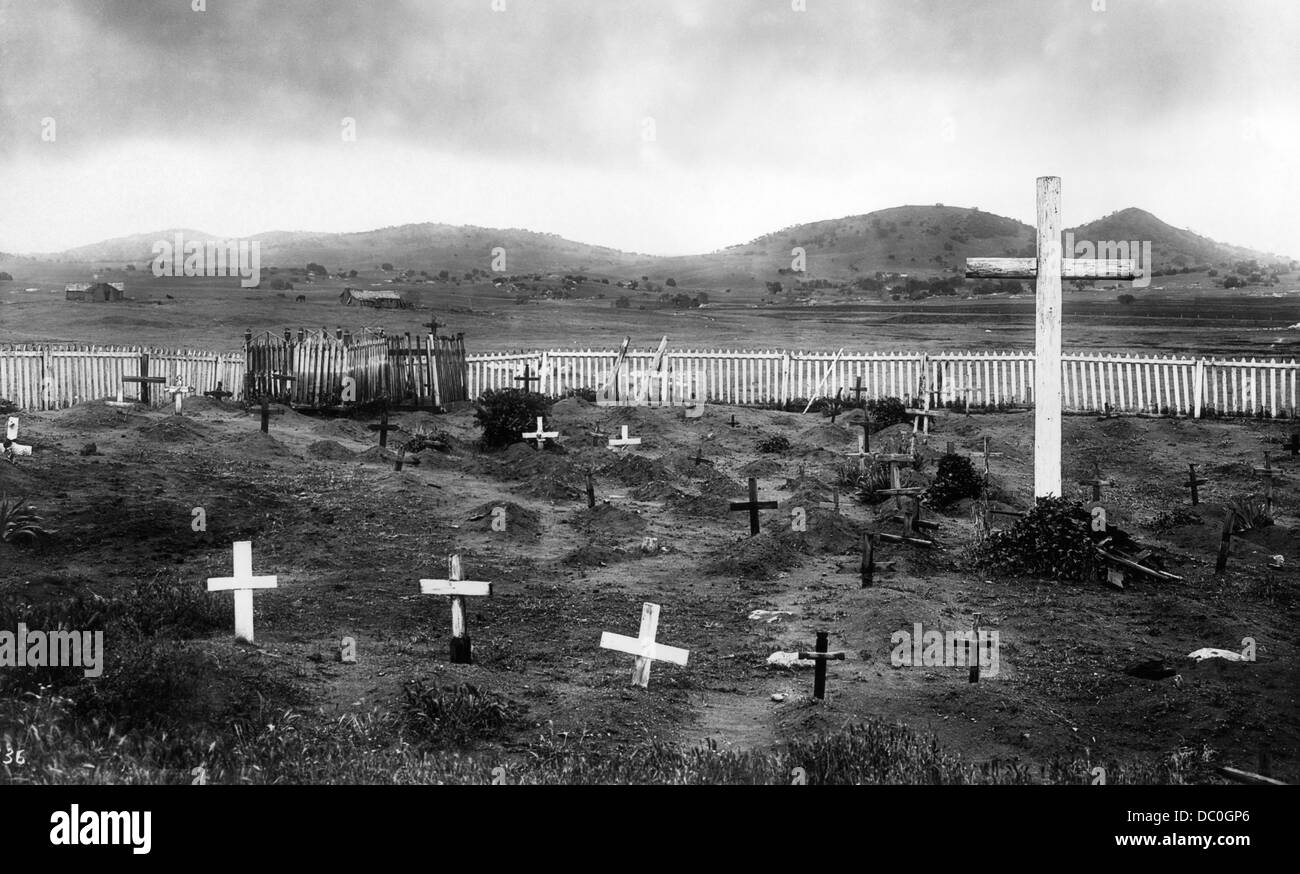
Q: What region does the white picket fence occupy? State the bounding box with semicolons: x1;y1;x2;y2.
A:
466;348;1300;418
0;344;246;411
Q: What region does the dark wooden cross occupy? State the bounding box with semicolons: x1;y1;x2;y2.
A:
849;375;869;407
423;317;440;337
587;425;611;447
828;388;844;424
967;176;1138;497
729;414;738;429
861;532;875;588
368;405;397;448
122;352;167;404
1078;461;1113;502
204;381;233;402
729;477;777;536
1215;515;1234;574
514;363;541;392
1184;463;1208;506
797;631;845;701
586;470;596;509
1253;453;1285;517
259;395;270;433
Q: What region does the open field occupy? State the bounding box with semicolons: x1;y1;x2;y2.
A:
0;391;1296;783
2;262;1298;358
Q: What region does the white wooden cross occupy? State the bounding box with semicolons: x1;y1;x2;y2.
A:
599;602;689;688
521;416;559;449
3;416;32;459
607;425;642;449
419;553;492;664
166;382;194;416
207;541;278;643
966;177;1138;497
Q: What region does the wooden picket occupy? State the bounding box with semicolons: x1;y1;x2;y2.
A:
465;346;1299;418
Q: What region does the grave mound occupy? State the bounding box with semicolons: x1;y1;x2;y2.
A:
551;396;594;416
570;503;647;536
630;480;688;502
562;542;647;567
136;417;214;443
225;431;294;458
740;458;784;478
307;440;356;460
313;419;373;442
466;500;542;537
796;423;851;449
597;453;675;487
774;507;861;554
50;402;146;431
703;532;801;580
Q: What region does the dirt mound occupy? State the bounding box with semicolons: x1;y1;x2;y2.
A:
597;453;676;488
796;423;852;450
136;417;215;443
466;500;541;537
312;419;374;442
551;396;594;417
630;480;688;502
569;503;647;536
307;440;356;460
49;402;147;431
225;431;295;458
703;532;802;579
740;458;785;478
563;541;649;568
775;507;862;554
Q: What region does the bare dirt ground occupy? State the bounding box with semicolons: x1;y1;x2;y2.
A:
2;395;1296;781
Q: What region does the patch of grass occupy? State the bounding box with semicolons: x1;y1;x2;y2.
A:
756;434;791;453
399;680;526;749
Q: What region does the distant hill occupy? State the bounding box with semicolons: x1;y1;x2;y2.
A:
39;224;649;275
20;207;1291;286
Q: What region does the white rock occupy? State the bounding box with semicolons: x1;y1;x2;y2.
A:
766;651;814;669
1187;648;1244;662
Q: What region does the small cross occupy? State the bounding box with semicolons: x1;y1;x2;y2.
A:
729;414;738;429
204;381;233;403
586;426;611;447
797;631;845;701
607;425;642;449
599;602;690;688
970;436;1002;475
207;541;278;643
166;382;193;416
1184;463;1209;506
522;416;559;450
419;554;492;664
848;375;869;406
514;363;542;392
368;405;398;448
729;477;778;536
1253;453;1285;517
846;433;870;473
423;317;440;337
1077;461;1113;502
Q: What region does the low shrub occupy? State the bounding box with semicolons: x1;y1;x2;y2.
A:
976;496;1100;583
925;453;984;509
473;388;552;450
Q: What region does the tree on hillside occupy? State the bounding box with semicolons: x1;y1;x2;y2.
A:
1117;293;1135;304
1222;275;1242;289
666;277;676;287
348;269;358;277
306;262;328;275
381;262;394;271
0;272;11;281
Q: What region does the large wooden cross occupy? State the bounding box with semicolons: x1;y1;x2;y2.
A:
207;541;278;644
420;554;492;664
599;602;689;688
966;177;1138;497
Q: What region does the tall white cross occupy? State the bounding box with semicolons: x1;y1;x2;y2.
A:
419;554;492;664
207;541;278;643
607;425;642;449
167;382;194;416
521;416;559;450
966;177;1138;497
600;602;689;688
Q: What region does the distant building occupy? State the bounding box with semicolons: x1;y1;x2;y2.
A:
65;281;124;302
339;287;408;309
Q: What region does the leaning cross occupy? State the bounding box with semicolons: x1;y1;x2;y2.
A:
797;631;845;701
730;476;778;536
967;176;1139;497
419;554;492;664
599;602;690;688
207;541;278;644
607;425;642;449
1253;453;1285;517
521;416;559;450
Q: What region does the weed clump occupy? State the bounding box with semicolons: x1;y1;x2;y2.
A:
976;496;1099;583
924;453;984;509
473;388;552;450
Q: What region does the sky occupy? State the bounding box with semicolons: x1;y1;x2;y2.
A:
0;0;1296;257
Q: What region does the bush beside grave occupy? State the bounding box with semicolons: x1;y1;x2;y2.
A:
924;453;984;509
976;496;1100;584
473;388;553;450
866;396;909;431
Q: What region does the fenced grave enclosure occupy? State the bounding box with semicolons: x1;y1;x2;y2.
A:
466;346;1300;418
0;329;470;412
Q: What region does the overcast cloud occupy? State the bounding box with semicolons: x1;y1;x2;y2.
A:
0;0;1295;256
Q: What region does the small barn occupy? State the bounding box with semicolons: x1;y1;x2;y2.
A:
339;287;408;309
65;282;124;302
